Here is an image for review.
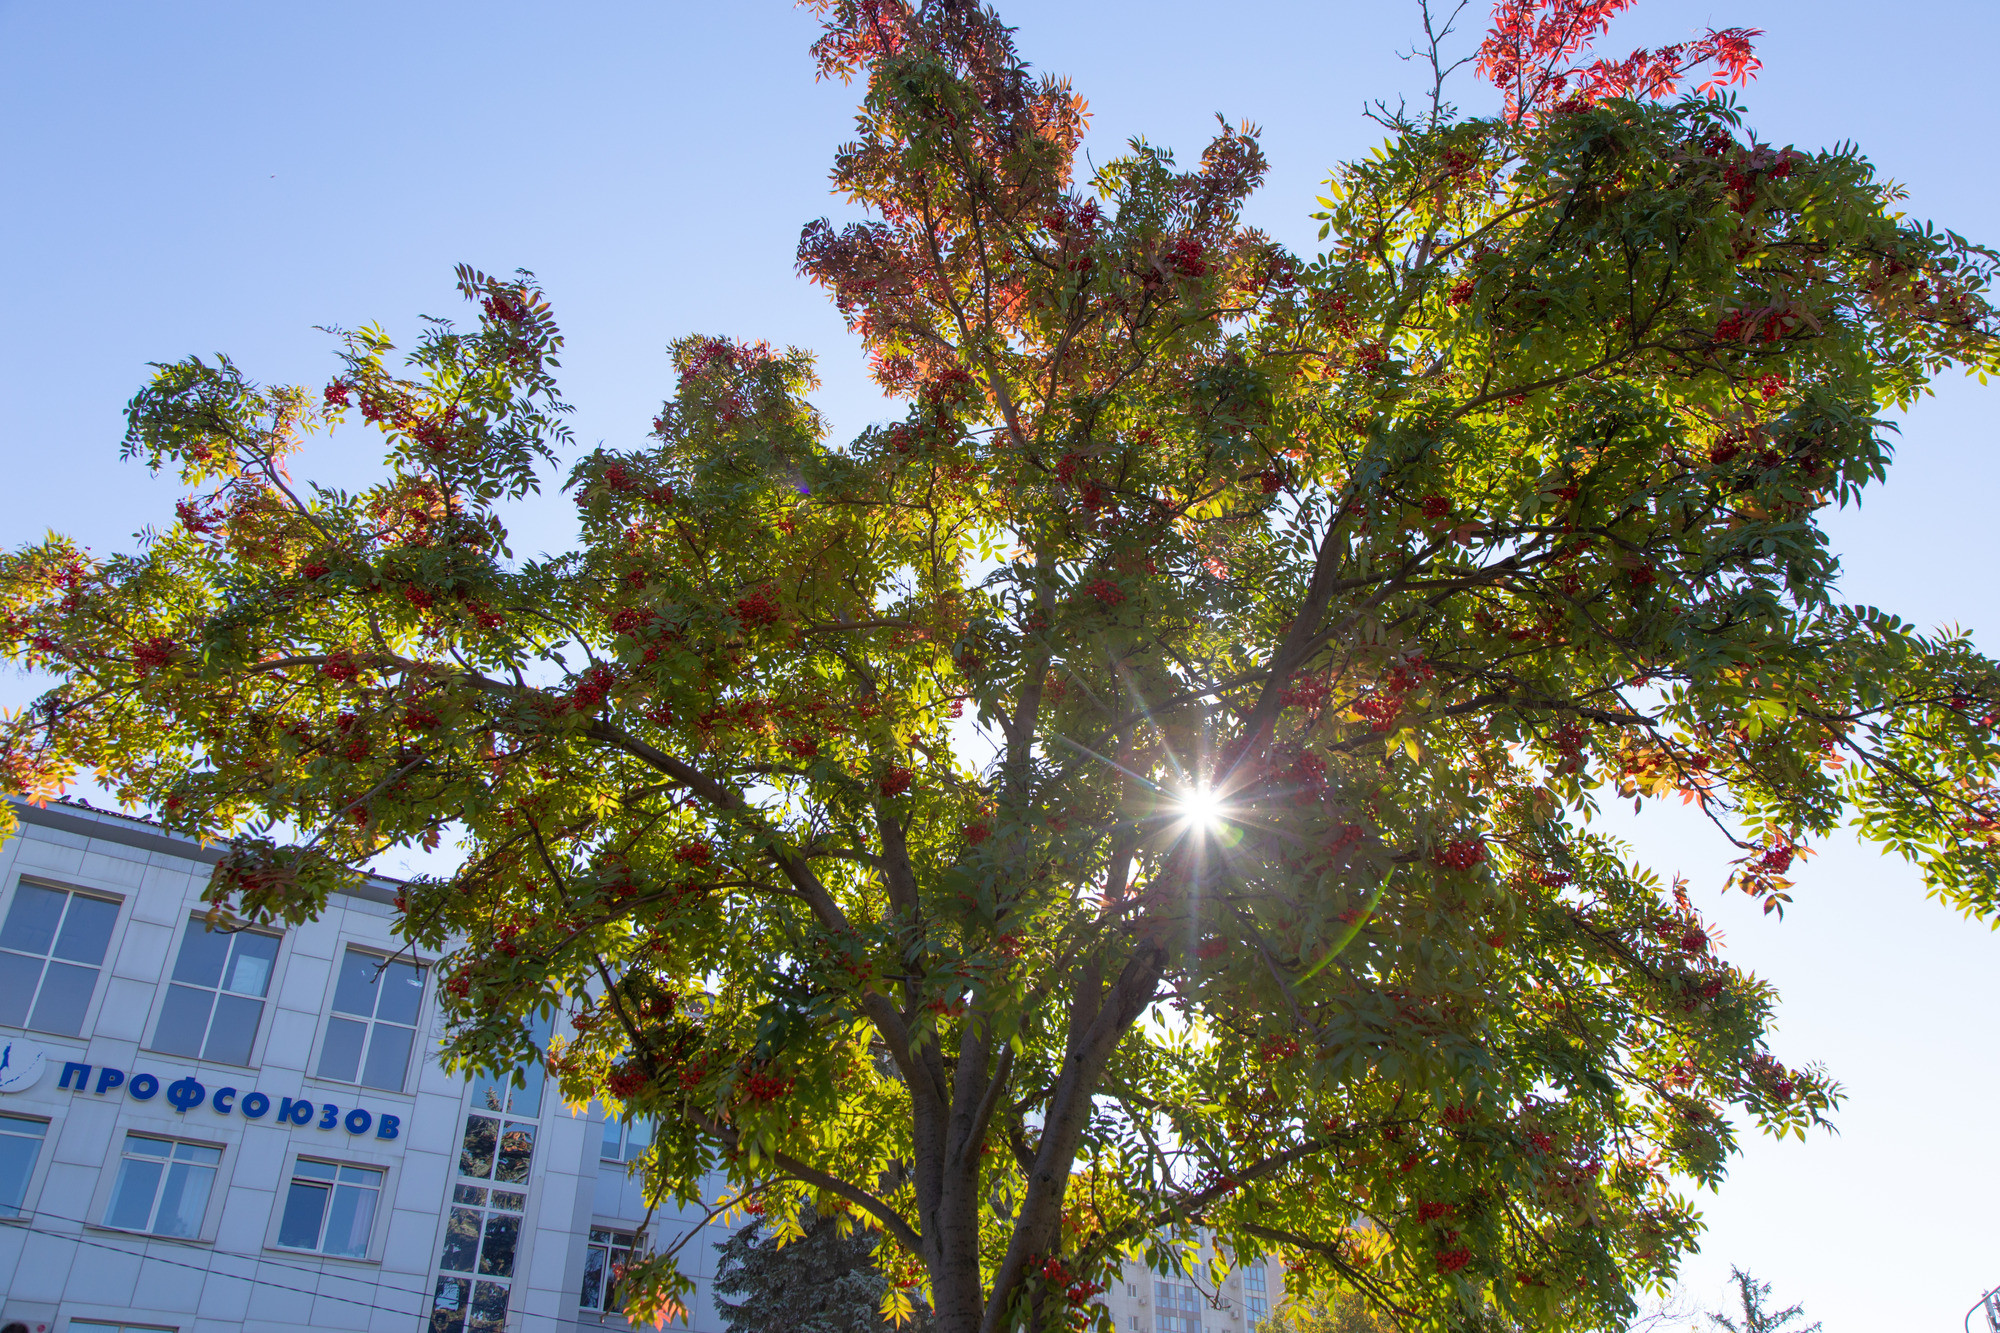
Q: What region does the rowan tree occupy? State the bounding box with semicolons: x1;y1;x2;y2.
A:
5;1;1999;1331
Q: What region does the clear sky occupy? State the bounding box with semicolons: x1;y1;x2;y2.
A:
3;2;1997;1327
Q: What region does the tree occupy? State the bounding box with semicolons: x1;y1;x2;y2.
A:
3;0;1998;1330
716;1202;933;1333
1706;1268;1819;1333
1267;1284;1403;1333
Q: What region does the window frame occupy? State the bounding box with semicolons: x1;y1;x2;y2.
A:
599;1114;655;1163
262;1149;393;1264
0;1107;55;1224
432;1179;530;1333
89;1129;229;1243
306;939;433;1095
0;875;127;1040
142;913;285;1070
578;1222;640;1313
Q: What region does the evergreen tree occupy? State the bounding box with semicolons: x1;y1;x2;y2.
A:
716;1205;932;1333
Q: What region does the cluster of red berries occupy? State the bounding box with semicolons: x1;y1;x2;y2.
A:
674;843;713;867
604;1064;649;1100
741;1070;794;1103
880;768;915;797
1166;236;1209;278
1354;695;1403;731
1434;838;1487;871
1083;577;1125;607
130;637;177;679
1258;1034;1302;1061
734;590;782;628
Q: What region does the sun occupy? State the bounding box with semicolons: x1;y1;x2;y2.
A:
1177;784;1225;829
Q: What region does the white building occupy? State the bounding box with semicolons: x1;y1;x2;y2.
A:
0;799;736;1333
1094;1235;1287;1333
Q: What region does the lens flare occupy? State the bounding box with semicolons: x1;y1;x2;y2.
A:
1178;784;1224;828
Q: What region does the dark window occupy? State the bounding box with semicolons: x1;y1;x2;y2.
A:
275;1157;383;1258
0;1112;48;1216
580;1227;637;1311
0;882;118;1036
151;917;279;1065
316;946;426;1090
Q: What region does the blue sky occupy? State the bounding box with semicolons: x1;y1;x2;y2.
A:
4;2;1997;1327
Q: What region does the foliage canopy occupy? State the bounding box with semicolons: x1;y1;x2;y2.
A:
5;1;1999;1331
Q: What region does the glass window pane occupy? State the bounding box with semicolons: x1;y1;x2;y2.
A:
295;1158;338;1181
0;885;66;955
360;1021;414;1091
330;948;379;1017
0;1127;43;1216
202;992;264;1066
178;1141;223;1165
105;1156;164;1230
431;1275;470;1333
337;1164;384;1185
458;1116;497;1179
224;931;278;996
376;960;426;1024
627;1118;653;1155
581;1244;605;1309
478;1212;519;1277
155;1160;214;1237
469;1280;510;1333
28;960;98;1036
52;894;118;965
506;1062;544;1119
277;1180;329;1250
170;921;230;988
0;952;44;1028
600;1119;622;1160
316;1015;367;1082
150;983;215;1058
439;1207;481;1272
494;1125;534;1184
127;1136;173;1157
490;1190;525;1212
452;1184;486;1206
323;1180;377;1258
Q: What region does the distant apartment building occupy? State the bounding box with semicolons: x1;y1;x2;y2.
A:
0;798;738;1333
1092;1232;1287;1333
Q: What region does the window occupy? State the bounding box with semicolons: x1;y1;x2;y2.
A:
103;1133;220;1238
434;1183;523;1333
600;1116;654;1163
434;1114;535;1332
431;1271;509;1333
1245;1263;1268;1328
276;1157;384;1258
71;1323;178;1332
151;918;279;1065
1128;1283;1138;1298
468;1010;552;1118
580;1226;637;1312
1156;1282;1201;1333
0;881;118;1036
316;947;426;1090
459;1114;535;1185
0;1112;47;1217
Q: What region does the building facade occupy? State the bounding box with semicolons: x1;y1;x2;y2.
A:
1092;1236;1288;1333
0;800;735;1333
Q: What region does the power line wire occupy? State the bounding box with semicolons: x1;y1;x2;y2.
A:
14;1208;435;1323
